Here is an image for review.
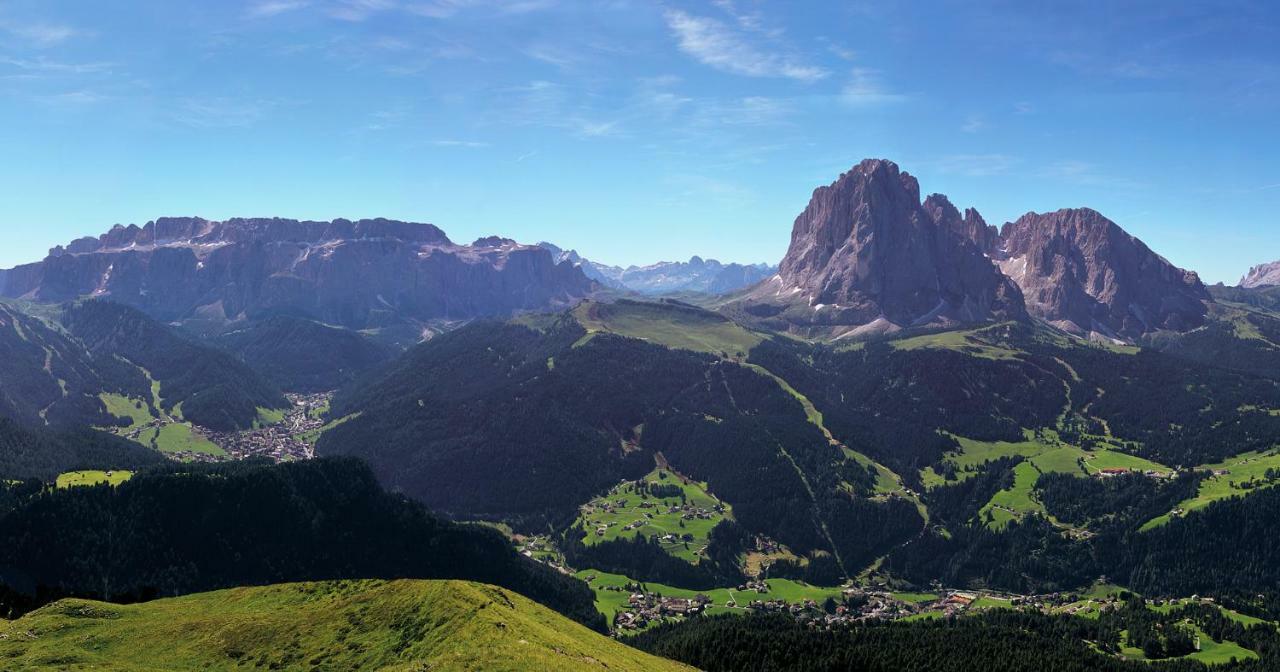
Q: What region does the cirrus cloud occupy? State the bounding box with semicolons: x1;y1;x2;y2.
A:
664;9;826;82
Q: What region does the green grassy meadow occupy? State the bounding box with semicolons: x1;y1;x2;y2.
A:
979;461;1044;529
255;406;286;428
300;412;361;445
918;428;1173;529
575;569;845;629
98;386;225;458
154;422;225;456
575;468;729;563
1142;449;1280;530
99;392;155;431
572;300;764;358
55;470;134;489
1119;624;1257;665
889;327;1022;360
0;579;690;671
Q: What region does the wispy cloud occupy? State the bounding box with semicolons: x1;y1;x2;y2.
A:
246;0;311;18
524;42;577;68
431;139;489;148
840;68;905;107
664;9;826;82
328;0;396;22
174;97;279;128
663;173;755;205
411;0;557;18
253;0;556;21
1014;101;1035;114
961;114;986;133
36;90;107;105
1038;160;1147;189
1050;50;1173;80
0;57;113;75
709;0;775;36
4;22;80;46
496;80;621;138
933;154;1020;177
825;43;857;61
699;96;793;127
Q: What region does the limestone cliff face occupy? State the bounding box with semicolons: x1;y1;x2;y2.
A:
1241;261;1280;289
924;194;1001;257
1;217;595;329
738;159;1025;336
998;208;1210;339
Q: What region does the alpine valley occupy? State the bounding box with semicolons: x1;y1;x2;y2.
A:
5;159;1280;672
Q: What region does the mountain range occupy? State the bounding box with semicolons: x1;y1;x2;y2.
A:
4;158;1280;670
538;242;775;295
0;168;1268;347
0;217;595;332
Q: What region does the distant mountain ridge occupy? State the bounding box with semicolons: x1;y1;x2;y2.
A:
0;217;595;330
538;242;774;295
1242;260;1280;288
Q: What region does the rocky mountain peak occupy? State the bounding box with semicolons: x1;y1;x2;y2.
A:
744;159;1026;337
1241;260;1280;288
997;207;1210;339
472;236;518;248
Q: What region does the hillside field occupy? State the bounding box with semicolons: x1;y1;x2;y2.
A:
0;579;690;671
575;467;730;563
55;469;133;488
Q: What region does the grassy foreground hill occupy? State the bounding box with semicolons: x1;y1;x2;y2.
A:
0;458;603;631
0;579;691;671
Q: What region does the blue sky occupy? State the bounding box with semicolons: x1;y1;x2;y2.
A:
0;1;1277;283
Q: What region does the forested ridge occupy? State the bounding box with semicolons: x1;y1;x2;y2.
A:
0;301;143;428
631;608;1280;672
315;304;1280;606
748;322;1280;480
0;458;603;630
213;314;393;392
62;300;289;431
0;416;164;480
320;315;925;582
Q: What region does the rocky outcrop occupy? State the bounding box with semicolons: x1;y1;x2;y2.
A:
736;159;1025;337
538;243;775;295
2;218;596;329
924;195;1001;257
998;208;1210;339
1241;261;1280;289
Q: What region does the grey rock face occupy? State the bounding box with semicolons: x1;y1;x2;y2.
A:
998;208;1210;339
1241;261;1280;289
739;159;1025;336
2;217;595;329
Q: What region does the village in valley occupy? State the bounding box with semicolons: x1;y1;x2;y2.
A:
513;461;1256;639
206;392;334;461
573;562;1186;636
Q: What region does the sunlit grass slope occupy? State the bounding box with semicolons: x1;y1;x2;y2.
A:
572;299;764;357
0;579;692;672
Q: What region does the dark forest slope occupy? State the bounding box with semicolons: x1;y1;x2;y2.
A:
0;458;602;630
